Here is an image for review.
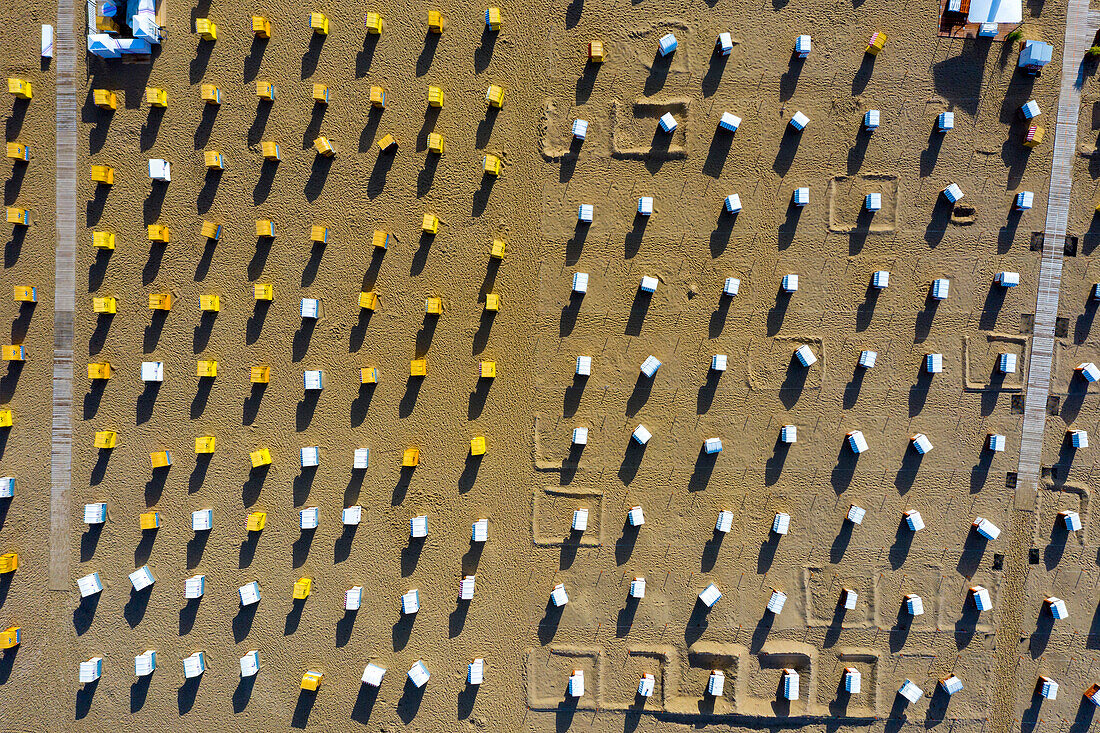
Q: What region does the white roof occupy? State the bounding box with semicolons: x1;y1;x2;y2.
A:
192;508;213;531
468;658;485;685
84;502;107;523
353;448;370;469
141;361;164;382
183;652;206;678
640;355;661;377
708;670;726;697
847;505;866;524
899;679;923;703
575;355;592;375
345;586;363;610
459;575;476;600
572;273;589;294
630;577;646;598
130;565;155;591
568;669;585;696
300;506;319;529
240;651;260;677
135;650;156;676
638;673;655;697
239;581;261;605
572;508;589;531
79;657;103;683
362;663;386;686
411;515;428;537
78;572;103;597
723;277;740;295
184;574;205;599
551;583;569;606
401;589;420;614
472;518;489;542
408;660;430;688
342;505;362;525
699;583;721;607
905;509;925;531
632;424;652;444
716;510;734;533
628;505;645;526
772;512;790;535
767;590;787;614
843;588;858;609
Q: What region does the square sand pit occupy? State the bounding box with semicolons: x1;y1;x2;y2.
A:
666;642;742;714
600;646;672;710
532;487;603;546
817;650;880;718
828;175;899;233
526;645;601;709
963;334;1026;390
612;100;689;159
748;335;825;390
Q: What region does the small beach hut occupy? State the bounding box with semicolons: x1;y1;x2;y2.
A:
794;345;816;367
773;513;790;535
184;574;205;599
638;673;655;697
843;588;858;609
640;356;661;377
845;668;862;693
904;509;925;531
240;651;260;677
716;511;734;533
472;518;489;542
783;669;799;700
239;581;261;605
1039;677;1058;700
971;585;992;611
628;506;645;526
80;658;103;683
411;515;428;538
704;437;723;454
658;33;677;56
130;565;155;591
401;589;420;614
973;517;1000;540
899;679;923;703
300;507;319;530
781;425;797;443
905;593;924;615
630;577;646;598
183;653;206;678
135;650;156;676
1060;510;1083;532
723;277;740;296
345;586;362;610
941;676;963;696
572;508;589;532
551;583;569;607
569;670;585;696
460;576;476;600
699;583;721;608
78;572;103;597
847;430;868;453
767;589;787;615
709;670;726;697
469;659;485;685
362;663;386;686
859;350;877;369
988;434;1006;452
911;433;933;454
1070;429;1089;448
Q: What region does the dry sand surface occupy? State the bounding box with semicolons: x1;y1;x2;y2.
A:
7;0;1100;728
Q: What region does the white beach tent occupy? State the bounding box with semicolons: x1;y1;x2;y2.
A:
183;652;206;679
240;651;260;677
772;512;791;535
80;657;103;683
971;585;992;612
783;669;800;700
899;679;924;703
708;670;726;697
135;650;156;677
78;571;103;597
568;669;585;696
973;517;1001;540
408;661;430;688
184;574;205;599
638;673;655;697
845;668;861;694
551;583;569;607
630;577;646;598
130;565;155;591
699;583;721;608
239;581;261;606
362;663;386;687
468;658;485;685
84;502;107;524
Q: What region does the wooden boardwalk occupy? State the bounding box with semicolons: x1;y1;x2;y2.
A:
1015;1;1094;510
50;0;77;591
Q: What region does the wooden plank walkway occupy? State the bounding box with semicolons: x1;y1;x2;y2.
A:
50;0;77;591
1015;1;1094;510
